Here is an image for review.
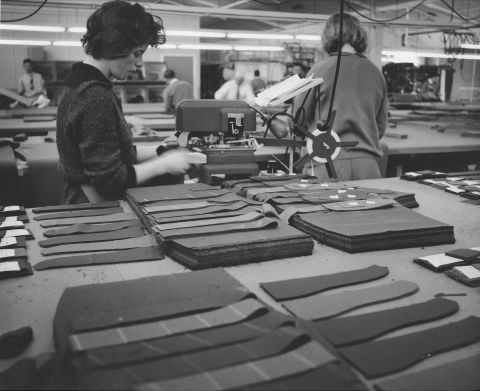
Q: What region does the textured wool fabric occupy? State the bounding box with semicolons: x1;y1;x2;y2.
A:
34;246;163;271
135;340;336;391
445;248;480;262
54;268;254;354
445;265;480;287
151;206;262;225
69;299;265;352
0;248;27;261
38;226;145;247
41;235;156;256
413;253;470;272
0;206;26;217
283;280;419;320
375;353;480;391
43;220;141;237
315;298;459;347
0;236;26;249
32;201;119;214
39;212;138;228
339;316;480;378
75;309;294;371
0;228;34;240
57;63;137;204
261;265;389;301
80;326;308;390
0;259;33;279
33;207;123;221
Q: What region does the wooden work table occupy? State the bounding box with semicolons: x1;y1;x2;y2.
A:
1;177;479;390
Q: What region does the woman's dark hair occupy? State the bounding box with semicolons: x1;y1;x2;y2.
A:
322;13;367;55
81;0;165;59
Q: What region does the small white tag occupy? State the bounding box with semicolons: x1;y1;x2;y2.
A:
0;261;20;272
406;172;421;177
347;194;356;198
472;191;480;196
446;187;464;194
4;229;29;237
0;237;17;247
4;216;18;223
0;220;24;229
329;195;340;199
321;183;329;187
3;206;20;212
418;254;459;268
453;265;480;279
0;249;15;259
463;181;480;186
338;189;346;193
348;202;359;206
446;177;464;181
366;200;376;204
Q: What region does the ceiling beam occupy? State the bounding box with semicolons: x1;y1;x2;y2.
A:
221;0;252;9
188;0;217;8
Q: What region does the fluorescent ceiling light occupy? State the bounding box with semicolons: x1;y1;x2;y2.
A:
167;30;226;38
52;41;82;46
150;44;178;49
0;24;65;32
461;43;480;50
234;45;284;51
382;49;480;61
227;33;293;40
178;43;233;50
67;27;87;33
295;34;321;41
0;39;51;45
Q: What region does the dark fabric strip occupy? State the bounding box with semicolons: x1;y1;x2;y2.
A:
135;340;336;391
40;212;137;228
41;235;156;256
375;353;480;391
33;207;123;221
77;309;294;371
69;299;265;352
283;280;419;320
38;226;145;248
315;298;459;347
339;316;480;378
261;265;389;301
43;220;141;237
147;201;250;217
34;246;163;271
156;218;278;240
151;207;261;224
81;326;308;390
32;201;120;214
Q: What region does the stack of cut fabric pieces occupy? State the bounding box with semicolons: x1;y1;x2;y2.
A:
48;268;367;390
260;265;480;390
414;247;480;287
126;183;314;269
31;201;163;271
224;176;454;253
0;204;34;279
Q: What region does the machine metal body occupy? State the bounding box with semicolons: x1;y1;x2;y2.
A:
175;100;259;183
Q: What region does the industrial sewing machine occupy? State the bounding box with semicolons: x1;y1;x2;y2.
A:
175;100;260;184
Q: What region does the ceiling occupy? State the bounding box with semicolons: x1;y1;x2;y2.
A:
3;0;480;32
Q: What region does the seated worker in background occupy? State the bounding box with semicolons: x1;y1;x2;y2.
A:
9;58;48;108
163;69;193;113
214;64;255;102
250;69;266;96
56;0;203;204
293;12;387;181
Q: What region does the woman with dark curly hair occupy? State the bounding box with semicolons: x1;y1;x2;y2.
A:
294;13;388;181
56;0;203;204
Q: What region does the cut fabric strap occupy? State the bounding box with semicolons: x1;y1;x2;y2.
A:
0;236;26;249
315;298;459;347
156;218;278;240
261;265;389;301
375;353;480;391
34;246;163;271
135;340;336;391
283;280;419;320
70;299;266;352
32;201;119;214
80;326;308;390
41;235;157;256
39;212;138;228
0;259;33;279
339;316;480;378
76;309;294;371
43;220;141;237
38;226;145;247
33;207;123;221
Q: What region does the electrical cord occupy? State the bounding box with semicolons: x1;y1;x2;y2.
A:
1;0;48;23
345;0;428;23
